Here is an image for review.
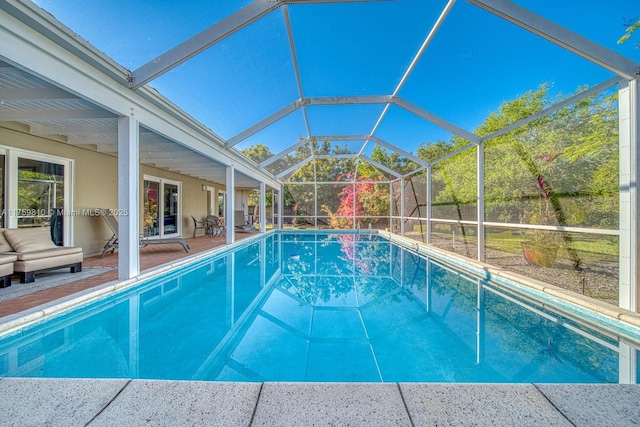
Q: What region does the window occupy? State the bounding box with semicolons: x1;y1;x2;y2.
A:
0;148;73;245
17;158;64;228
218;190;226;218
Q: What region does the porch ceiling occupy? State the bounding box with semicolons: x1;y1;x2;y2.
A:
0;61;262;189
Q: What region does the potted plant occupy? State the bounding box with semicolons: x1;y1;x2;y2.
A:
293;215;307;228
521;230;560;268
520;148;563;268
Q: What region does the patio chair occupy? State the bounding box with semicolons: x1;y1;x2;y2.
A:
99;209;189;259
206;215;225;238
191;215;208;238
234;211;256;233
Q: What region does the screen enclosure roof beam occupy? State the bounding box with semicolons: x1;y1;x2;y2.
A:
359;155;402;178
283;5;312;137
369;135;429;168
481;76;622;142
131;0;390;89
130;0;278;89
225;96;391;148
468;0;640;80
258;137;310;168
360;0;457;156
225;100;303;148
392;97;481;145
275;155;314;179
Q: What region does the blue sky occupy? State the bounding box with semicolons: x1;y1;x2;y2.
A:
33;0;639;159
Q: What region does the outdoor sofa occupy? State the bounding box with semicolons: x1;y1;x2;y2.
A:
0;227;83;284
0;254;17;288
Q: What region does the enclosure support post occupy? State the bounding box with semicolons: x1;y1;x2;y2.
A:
351;181;356;229
477;142;485;262
400;177;406;236
226;165;235;244
315;182;319;229
259;182;266;233
426;167;432;244
390;181;394;233
117;114;140;280
270;189;275;229
619;342;637;384
278;187;283;229
619;78;640;312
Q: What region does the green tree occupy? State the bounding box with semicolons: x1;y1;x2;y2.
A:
417;140;459;163
241;144;273;164
412;83;618;232
370;144;419;175
618;18;640;48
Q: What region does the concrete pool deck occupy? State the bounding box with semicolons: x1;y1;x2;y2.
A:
0;379;638;426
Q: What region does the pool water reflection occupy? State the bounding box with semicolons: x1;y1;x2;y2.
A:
0;232;635;382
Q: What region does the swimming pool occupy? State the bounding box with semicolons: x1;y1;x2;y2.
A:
0;231;638;382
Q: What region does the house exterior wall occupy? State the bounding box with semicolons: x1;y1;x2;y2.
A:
0;123;224;257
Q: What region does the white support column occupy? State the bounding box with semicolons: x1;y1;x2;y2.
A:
619;342;637;384
118;114;140;280
226;165;235;244
477;143;485;262
400;177;406;236
427;167;432;244
259;182;267;232
619;79;640;312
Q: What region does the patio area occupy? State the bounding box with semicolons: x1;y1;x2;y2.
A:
0;231;256;319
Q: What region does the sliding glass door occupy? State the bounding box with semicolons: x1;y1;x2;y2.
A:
163;182;179;235
143;176;181;238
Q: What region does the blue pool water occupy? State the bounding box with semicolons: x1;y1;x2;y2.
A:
0;232;638;382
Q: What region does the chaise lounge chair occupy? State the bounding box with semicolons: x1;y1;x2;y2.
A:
99;209;189;259
234;211;256;233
